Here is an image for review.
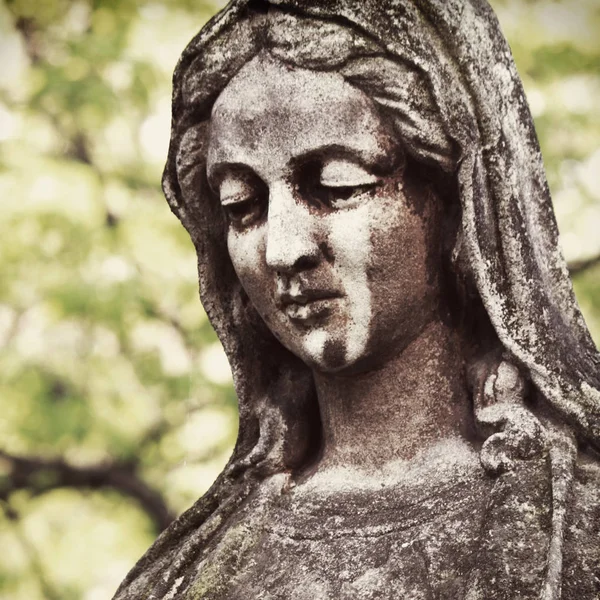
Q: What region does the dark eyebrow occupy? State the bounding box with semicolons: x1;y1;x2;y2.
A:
206;162;261;192
290;143;402;175
207;143;403;191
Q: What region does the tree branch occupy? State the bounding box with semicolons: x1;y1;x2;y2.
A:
0;450;175;532
569;254;600;277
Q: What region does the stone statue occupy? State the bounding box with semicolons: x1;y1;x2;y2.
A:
114;0;600;598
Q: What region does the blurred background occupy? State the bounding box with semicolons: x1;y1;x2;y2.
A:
0;0;598;598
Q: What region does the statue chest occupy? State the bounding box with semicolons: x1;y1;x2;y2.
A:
217;453;492;599
185;454;600;599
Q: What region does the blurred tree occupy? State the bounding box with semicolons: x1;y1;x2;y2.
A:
0;1;236;598
0;0;597;598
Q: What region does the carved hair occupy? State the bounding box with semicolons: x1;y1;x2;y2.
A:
114;2;600;598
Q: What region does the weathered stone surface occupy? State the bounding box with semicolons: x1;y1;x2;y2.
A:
113;1;600;598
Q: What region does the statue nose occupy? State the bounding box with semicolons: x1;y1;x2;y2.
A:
265;182;320;274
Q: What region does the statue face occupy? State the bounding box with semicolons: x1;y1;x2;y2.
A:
207;54;443;373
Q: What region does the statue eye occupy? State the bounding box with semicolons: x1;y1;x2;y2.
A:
299;159;381;210
222;195;266;227
219;174;267;228
320;183;379;209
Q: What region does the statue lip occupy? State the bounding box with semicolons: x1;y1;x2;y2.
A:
278;289;343;323
278;289;342;308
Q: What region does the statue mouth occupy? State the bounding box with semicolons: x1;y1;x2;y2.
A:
278;290;343;324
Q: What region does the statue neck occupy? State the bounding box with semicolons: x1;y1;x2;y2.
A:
312;318;472;473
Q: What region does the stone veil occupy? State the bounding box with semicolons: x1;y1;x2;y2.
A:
113;0;600;598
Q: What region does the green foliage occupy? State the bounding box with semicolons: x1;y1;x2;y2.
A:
0;1;233;598
0;0;598;598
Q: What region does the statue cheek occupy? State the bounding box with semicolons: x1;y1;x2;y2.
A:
325;205;374;364
227;225;268;289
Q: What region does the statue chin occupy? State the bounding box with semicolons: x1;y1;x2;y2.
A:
290;331;366;374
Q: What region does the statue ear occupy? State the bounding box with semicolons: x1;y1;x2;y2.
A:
468;354;548;474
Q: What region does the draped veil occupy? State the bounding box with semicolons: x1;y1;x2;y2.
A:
114;1;600;598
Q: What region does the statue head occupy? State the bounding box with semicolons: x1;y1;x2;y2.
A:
165;0;600;469
207;51;451;375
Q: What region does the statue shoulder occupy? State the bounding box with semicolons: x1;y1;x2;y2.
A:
112;472;289;600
